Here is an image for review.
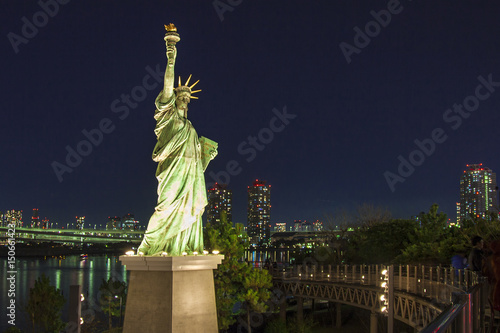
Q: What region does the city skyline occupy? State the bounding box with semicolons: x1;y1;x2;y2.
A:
2;161;498;228
2;1;500;228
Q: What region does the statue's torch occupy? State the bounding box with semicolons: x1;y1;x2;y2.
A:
164;23;180;67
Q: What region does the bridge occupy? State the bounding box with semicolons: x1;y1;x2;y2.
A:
270;264;488;333
0;226;143;244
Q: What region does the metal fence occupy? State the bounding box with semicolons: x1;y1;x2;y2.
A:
270;264;489;332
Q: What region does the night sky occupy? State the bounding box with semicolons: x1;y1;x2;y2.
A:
2;0;500;228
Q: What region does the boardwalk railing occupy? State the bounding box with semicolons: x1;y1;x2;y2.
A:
269;264;487;332
420;283;488;333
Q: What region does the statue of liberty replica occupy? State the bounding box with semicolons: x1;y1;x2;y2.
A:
121;25;222;333
138;23;217;256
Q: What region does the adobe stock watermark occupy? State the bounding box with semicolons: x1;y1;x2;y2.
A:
7;0;71;54
384;73;500;192
51;64;164;182
5;223;17;327
339;0;411;64
207;106;296;187
213;0;243;22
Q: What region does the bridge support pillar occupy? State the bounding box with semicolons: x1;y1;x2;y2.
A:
336;302;341;328
370;310;377;333
297;297;303;326
279;300;287;321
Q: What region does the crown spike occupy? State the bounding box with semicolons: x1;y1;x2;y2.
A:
185;74;192;86
189;80;200;89
191;90;202;93
178;76;182;87
189;96;198;99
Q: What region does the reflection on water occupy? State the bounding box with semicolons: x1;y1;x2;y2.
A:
245;249;294;266
0;254;126;332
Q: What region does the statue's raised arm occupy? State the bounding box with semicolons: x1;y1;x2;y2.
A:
160;23;179;103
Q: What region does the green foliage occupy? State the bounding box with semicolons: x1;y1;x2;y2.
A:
25;273;66;333
99;277;127;330
264;318;288;333
394;204;449;264
242;268;272;313
204;210;272;332
286;316;316;333
345;219;417;264
3;327;22;333
333;203;500;266
460;217;500;243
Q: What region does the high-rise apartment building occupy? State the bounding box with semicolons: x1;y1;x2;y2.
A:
5;210;23;228
247;179;271;247
207;183;233;225
31;208;39;228
459;164;498;222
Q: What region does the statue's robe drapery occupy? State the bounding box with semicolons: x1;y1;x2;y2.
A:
138;92;206;255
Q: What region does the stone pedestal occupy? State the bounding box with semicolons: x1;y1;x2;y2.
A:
119;255;224;333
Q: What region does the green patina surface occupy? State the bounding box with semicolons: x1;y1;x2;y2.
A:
138;25;216;256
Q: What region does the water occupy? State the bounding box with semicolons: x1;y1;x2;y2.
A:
1;254;127;332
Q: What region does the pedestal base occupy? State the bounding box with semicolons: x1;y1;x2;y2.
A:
119;255;224;333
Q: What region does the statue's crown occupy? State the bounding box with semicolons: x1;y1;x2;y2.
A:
164;23;177;32
174;75;201;100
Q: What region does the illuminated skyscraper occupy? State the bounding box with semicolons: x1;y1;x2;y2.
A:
459;164;498;222
76;216;85;230
274;223;287;232
31;208;39;228
207;183;232;225
5;210;23;228
122;213;139;230
247;179;271;247
107;216;121;230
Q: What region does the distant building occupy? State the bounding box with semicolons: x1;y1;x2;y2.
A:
459;164;498;222
122;213;139;230
247;179;271;247
313;220;324;231
5;210;23;228
76;216;85;230
293;220;303;231
41;217;49;229
274;223;287;232
107;216;121;230
293;220;324;232
207;183;233;225
31;208;39;228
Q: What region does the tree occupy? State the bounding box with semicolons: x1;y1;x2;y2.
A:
25;273;66;333
322;204;393;265
241;268;272;333
204;211;272;332
395;204;449;264
99;277;127;330
345;218;417;264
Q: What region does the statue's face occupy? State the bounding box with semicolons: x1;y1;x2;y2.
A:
176;93;191;113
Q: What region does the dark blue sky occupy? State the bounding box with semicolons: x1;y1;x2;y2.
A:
1;0;499;227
